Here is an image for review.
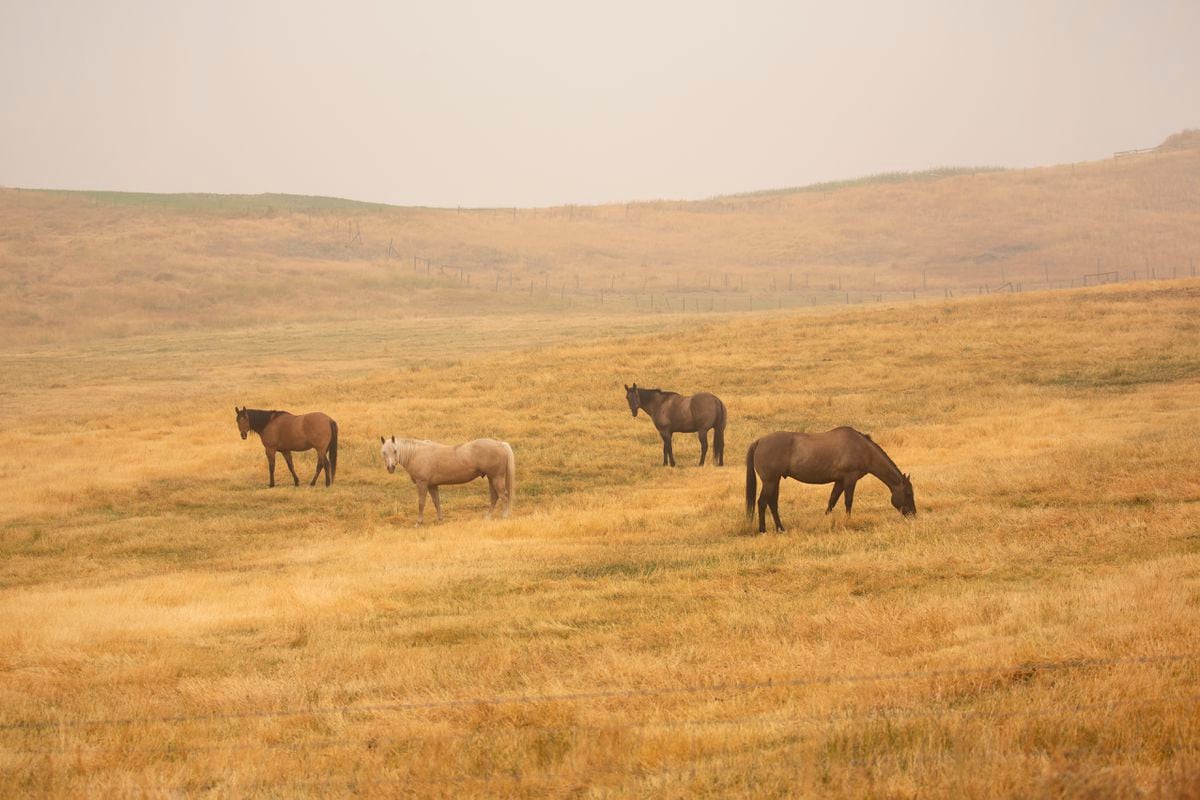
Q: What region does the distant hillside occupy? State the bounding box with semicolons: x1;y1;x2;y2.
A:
2;132;1198;344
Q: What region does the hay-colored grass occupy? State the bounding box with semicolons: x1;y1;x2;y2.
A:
1;280;1198;797
1;139;1199;796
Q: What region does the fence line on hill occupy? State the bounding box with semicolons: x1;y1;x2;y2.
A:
2;651;1194;737
367;237;1198;315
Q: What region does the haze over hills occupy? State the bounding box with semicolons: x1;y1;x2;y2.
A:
3;134;1199;797
1;131;1198;344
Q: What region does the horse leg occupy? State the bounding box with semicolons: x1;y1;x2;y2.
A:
767;480;786;533
663;431;676;467
309;451;327;487
415;483;428;526
429;485;444;522
499;472;512;519
265;448;277;488
322;447;331;487
660;431;672;467
697;428;708;466
826;481;844;514
757;477;780;534
844;479;858;515
486;477;499;518
281;451;300;487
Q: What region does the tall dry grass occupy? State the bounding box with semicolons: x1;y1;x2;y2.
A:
1;278;1198;797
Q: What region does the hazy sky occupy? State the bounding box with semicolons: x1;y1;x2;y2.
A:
1;1;1197;207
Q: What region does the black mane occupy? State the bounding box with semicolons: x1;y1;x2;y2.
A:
860;431;904;477
637;387;679;401
245;408;284;433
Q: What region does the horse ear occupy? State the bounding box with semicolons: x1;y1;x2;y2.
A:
624;384;629;391
380;436;385;444
390;435;395;442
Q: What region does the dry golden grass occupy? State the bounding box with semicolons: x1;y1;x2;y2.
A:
2;137;1198;346
2;273;1199;797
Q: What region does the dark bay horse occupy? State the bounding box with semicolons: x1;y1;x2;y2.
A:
625;383;726;467
236;407;338;487
746;427;915;533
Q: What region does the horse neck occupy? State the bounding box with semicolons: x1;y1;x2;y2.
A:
394;439;428;469
637;389;667;414
247;409;277;434
864;439;905;489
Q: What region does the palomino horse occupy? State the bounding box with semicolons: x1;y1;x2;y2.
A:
624;384;727;467
746;427;915;533
235;407;338;487
380;436;515;524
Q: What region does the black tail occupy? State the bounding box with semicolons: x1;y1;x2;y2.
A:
713;399;727;466
328;420;338;482
745;439;759;518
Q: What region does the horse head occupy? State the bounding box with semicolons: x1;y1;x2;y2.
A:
235;406;250;440
891;473;916;516
624;383;640;417
380;435;398;473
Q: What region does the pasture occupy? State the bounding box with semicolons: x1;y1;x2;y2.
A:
2;276;1199;797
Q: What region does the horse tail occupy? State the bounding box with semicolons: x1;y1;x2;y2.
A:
328;419;339;482
713;398;727;464
745;438;759;518
503;441;516;514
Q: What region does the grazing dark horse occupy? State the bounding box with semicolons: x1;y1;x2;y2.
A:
624;383;726;467
235;407;338;487
746;427;915;533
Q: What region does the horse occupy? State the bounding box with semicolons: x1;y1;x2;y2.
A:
380;436;515;524
235;407;338;488
624;383;727;467
745;427;915;533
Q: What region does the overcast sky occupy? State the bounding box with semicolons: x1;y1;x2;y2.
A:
1;1;1197;207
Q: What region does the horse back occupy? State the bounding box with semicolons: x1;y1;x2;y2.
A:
266;411;332;450
754;428;872;484
787;428;874;483
458;438;510;474
661;392;722;432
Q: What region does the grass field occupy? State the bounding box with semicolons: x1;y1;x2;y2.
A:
2;135;1198;346
2;279;1199;797
2;138;1200;797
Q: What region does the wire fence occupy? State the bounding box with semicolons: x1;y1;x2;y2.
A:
3;651;1195;737
7;691;1197;758
375;249;1200;317
158;728;1199;799
6;652;1195;796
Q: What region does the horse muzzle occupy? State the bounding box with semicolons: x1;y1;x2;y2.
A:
240;432;247;440
387;465;395;474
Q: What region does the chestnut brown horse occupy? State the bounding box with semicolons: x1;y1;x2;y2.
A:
236;407;338;487
624;384;726;467
380;436;515;524
746;427;914;533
